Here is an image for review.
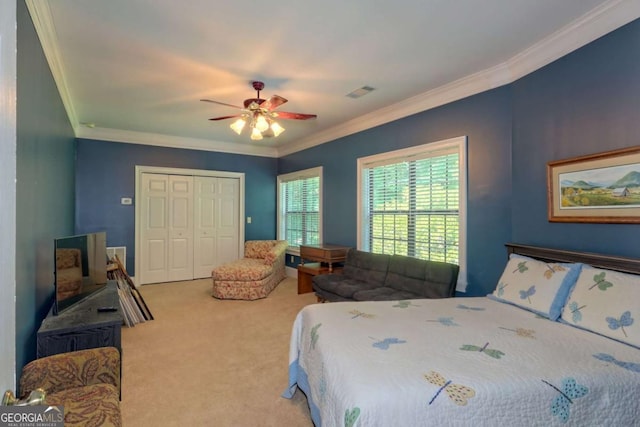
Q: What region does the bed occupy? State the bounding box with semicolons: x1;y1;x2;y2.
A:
283;244;640;426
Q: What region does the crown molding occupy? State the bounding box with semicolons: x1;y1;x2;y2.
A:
506;0;640;81
28;0;639;158
76;127;278;158
277;62;512;157
25;0;79;129
279;0;639;156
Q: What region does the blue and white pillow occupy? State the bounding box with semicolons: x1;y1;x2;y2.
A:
489;254;582;320
560;266;640;348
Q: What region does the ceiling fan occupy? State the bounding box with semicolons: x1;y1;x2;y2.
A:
201;81;317;141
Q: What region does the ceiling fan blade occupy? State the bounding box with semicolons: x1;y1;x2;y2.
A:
274;111;317;120
200;99;243;109
260;95;288;111
208;115;241;121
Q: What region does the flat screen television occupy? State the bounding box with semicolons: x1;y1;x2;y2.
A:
54;231;108;315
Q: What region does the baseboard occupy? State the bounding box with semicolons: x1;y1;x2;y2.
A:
285;266;298;278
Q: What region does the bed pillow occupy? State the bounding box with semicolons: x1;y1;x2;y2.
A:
560;266;640;348
489;254;582;320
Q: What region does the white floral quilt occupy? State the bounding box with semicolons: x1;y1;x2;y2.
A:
283;297;640;426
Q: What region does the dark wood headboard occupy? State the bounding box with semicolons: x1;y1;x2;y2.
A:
506;243;640;275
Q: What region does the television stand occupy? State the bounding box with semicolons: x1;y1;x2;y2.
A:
37;281;123;358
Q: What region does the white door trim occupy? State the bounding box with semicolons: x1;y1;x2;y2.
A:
135;166;245;286
0;0;17;392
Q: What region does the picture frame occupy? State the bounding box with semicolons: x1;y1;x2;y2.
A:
547;145;640;223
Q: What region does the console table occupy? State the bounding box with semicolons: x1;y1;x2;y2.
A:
298;244;349;294
37;281;123;358
299;244;350;272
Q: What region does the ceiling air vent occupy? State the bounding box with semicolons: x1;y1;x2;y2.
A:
346;86;375;99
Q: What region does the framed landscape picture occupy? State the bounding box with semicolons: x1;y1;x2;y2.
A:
547;146;640;223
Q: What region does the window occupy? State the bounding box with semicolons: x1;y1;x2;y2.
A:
357;137;467;291
277;167;323;253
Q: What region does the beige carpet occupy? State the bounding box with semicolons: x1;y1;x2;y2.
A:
120;277;316;426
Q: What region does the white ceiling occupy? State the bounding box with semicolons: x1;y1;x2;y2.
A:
26;0;639;157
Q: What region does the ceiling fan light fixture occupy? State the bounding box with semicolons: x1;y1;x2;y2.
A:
203;81;316;141
270;121;285;137
255;114;270;133
230;117;246;135
250;127;263;141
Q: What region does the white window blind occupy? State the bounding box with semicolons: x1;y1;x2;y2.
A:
358;137;467;291
277;167;322;251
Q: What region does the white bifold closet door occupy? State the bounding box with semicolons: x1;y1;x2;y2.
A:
193;176;240;278
140;173;239;285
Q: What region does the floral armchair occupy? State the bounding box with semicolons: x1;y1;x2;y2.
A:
19;347;121;426
211;240;289;300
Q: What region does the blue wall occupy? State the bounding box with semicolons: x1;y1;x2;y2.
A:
279;88;513;296
511;19;640;256
16;1;76;372
75;139;278;273
278;19;640;296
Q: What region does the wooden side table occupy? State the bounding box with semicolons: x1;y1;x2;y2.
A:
297;262;342;294
299;244;349;272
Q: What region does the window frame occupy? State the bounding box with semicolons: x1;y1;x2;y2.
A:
277;166;323;255
356;136;468;291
